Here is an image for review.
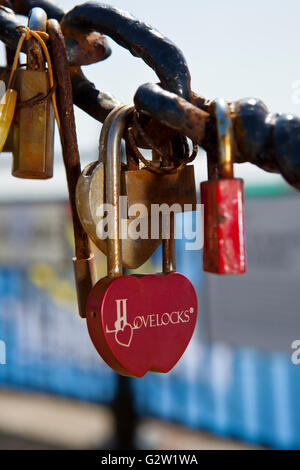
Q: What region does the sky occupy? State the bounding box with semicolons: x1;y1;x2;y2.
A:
1;0;300;200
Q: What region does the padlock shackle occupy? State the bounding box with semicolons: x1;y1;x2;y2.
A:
98;103;127;164
101;104;177;277
214;98;234;180
101;104;134;278
162;214;176;274
28;7;47;31
27;7;47;71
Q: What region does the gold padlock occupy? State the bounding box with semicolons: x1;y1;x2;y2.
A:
76;105;197;270
123;115;197;213
76;105;161;270
12;8;55;179
2;45;17;154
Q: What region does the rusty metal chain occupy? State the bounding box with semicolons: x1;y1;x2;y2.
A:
0;1;300;189
125;111;198;175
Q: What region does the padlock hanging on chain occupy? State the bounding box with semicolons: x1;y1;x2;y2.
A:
201;98;247;275
12;7;55;179
0;44;18;153
1;43;19;154
0;89;17;152
76;110;197;270
75;108;161;270
86;105;198;378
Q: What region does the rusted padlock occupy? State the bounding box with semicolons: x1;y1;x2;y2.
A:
123;119;197;219
86;104;198;377
12;7;55;179
76;107;197;269
201;98;246;274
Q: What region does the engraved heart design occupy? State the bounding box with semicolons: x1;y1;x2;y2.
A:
115;324;133;348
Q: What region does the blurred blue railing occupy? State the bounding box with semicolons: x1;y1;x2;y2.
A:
0;204;299;450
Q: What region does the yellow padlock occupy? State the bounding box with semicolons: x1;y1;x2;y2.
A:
1;45;18;153
0;89;17;152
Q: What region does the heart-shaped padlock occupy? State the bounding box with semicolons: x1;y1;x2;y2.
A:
86;105;198;378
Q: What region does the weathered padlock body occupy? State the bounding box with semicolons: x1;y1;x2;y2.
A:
1;43;18;154
86;272;198;378
201;98;247;275
2;126;13;153
76;162;196;269
76;160;162;269
12;69;54;179
1;63;14;153
0;89;17;152
124;165;197;213
201;178;246;274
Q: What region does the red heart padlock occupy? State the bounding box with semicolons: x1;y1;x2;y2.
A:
85;104;198;377
87;273;197;378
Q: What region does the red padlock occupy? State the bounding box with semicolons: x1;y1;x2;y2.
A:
86;105;198;378
201;98;246;275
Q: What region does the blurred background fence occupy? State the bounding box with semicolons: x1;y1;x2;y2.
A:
0;182;300;449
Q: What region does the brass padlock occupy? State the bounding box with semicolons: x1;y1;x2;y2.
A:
2;46;17;153
76;104;161;269
123;117;197;213
0;89;17;152
12;8;55;179
76;106;197;270
124;161;196;214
